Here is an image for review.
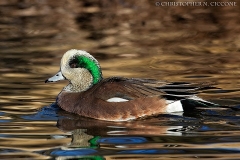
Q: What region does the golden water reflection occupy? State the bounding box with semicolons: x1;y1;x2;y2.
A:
1;48;240;158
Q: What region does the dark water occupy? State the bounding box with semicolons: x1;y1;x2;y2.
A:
1;1;240;159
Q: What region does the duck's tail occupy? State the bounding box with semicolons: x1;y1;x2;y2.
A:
158;82;220;112
164;95;219;113
180;96;219;111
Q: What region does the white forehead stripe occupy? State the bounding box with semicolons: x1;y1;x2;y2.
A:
61;49;98;68
107;97;129;102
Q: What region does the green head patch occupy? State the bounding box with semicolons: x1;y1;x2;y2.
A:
69;55;102;84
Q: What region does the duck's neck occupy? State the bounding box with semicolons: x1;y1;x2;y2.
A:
63;69;102;92
64;83;90;92
64;76;92;92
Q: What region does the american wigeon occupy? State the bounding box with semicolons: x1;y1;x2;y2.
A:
45;49;216;121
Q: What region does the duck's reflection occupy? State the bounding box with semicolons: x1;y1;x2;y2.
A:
56;111;197;151
49;104;240;158
57;113;188;136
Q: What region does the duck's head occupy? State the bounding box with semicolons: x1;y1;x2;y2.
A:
45;49;102;92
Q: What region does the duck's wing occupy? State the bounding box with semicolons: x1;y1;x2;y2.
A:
89;77;165;101
90;77;214;101
155;81;215;100
129;78;218;109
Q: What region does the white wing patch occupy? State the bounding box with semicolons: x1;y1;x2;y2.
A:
107;97;129;102
166;100;183;112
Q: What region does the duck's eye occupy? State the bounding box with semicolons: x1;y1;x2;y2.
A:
69;58;79;68
70;63;77;68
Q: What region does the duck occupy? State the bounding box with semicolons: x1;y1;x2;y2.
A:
45;49;216;121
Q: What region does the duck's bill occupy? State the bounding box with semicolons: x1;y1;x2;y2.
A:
45;71;65;83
